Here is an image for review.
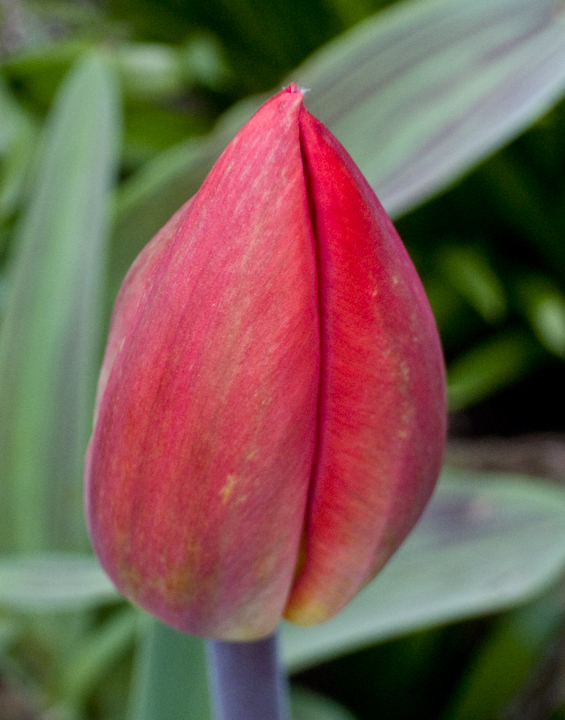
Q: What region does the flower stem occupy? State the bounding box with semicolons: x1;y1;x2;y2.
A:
206;631;289;720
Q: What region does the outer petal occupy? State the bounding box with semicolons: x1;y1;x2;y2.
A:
285;108;446;624
85;88;320;640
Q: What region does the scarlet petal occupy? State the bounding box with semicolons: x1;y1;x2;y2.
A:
284;108;446;625
85;88;320;640
86;84;445;638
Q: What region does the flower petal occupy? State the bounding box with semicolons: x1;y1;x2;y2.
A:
86;88;320;639
285;107;446;625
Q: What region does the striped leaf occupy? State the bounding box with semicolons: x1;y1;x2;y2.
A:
0;53;120;552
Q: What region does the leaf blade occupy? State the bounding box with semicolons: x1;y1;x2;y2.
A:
0;52;121;552
281;470;565;671
296;0;565;215
0;553;117;611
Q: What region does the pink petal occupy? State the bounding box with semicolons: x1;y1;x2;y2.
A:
86;88;320;639
285;106;446;624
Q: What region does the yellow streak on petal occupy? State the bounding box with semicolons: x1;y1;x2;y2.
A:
220;473;238;504
284;600;330;626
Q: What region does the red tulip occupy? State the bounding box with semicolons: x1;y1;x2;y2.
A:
85;84;446;640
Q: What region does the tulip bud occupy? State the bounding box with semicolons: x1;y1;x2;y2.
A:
85;84;446;640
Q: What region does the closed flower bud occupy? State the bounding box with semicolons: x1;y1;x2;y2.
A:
85;85;446;641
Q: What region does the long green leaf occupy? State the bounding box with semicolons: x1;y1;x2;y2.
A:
0;53;120;552
128;618;212;720
296;0;565;216
441;592;562;720
281;470;565;672
0;553;117;610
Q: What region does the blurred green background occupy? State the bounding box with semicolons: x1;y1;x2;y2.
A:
2;0;565;718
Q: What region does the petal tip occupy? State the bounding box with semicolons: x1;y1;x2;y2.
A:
283;601;330;627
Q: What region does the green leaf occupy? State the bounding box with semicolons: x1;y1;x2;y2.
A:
128;618;212;720
446;329;542;411
61;607;138;709
115;43;184;99
477;153;565;274
438;245;507;324
281;470;565;672
296;0;565;216
181;33;231;90
0;119;37;223
290;686;359;720
516;274;565;358
0;74;29;153
0;74;38;221
0;618;19;654
0;52;120;552
0;553;117;610
442;592;562;720
1;41;95;109
422;277;473;347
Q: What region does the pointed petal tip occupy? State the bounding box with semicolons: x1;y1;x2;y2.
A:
283;82;302;94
